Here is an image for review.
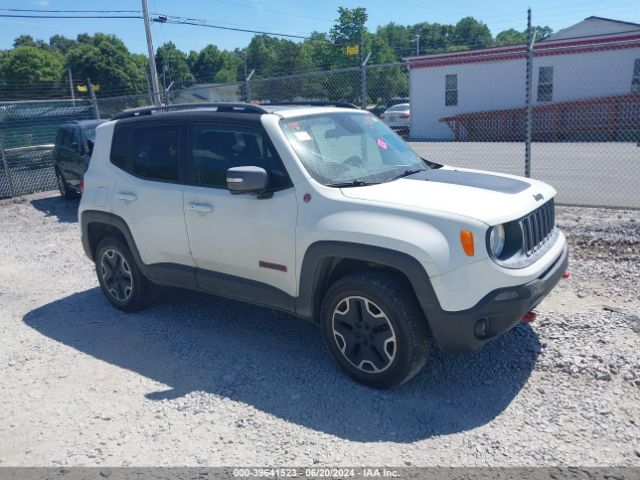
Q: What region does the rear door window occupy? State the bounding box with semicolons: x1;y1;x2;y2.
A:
110;123;181;182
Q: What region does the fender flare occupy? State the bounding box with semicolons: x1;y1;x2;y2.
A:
295;241;442;322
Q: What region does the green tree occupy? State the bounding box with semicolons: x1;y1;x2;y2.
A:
186;50;198;71
13;35;37;48
192;44;222;83
413;23;455;54
329;7;368;69
495;28;527;46
0;45;64;99
49;35;77;55
65;33;147;95
494;25;552;46
245;35;278;77
301;32;332;71
534;26;553;41
329;7;368;46
377;22;411;58
452;17;492;49
191;44;240;83
156;41;195;89
215;50;241;83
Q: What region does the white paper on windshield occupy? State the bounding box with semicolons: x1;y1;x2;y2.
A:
294;131;312;141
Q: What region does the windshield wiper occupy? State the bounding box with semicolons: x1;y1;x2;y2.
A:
326;180;379;188
387;169;427;182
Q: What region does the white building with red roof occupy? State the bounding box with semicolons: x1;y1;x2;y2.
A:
406;17;640;140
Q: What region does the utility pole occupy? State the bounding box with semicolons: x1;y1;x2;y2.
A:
524;8;535;178
68;69;76;106
141;0;161;106
412;34;421;56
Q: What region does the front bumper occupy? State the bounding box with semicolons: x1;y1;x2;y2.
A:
427;244;569;351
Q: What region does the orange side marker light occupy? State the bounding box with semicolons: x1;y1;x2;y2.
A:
460;230;474;257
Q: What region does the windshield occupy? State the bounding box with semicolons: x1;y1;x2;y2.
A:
83;128;97;142
279;112;427;186
387;104;409;112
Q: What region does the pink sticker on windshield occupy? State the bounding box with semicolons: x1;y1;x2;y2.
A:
377;138;388;150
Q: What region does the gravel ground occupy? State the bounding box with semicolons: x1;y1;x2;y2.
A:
0;191;638;467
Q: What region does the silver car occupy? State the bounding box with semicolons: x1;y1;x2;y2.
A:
381;103;410;138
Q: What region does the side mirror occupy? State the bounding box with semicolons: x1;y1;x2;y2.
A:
226;166;269;196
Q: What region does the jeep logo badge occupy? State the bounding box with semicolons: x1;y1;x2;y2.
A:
533;193;544;201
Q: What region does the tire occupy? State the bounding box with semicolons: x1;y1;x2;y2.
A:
55;168;76;200
320;270;430;389
95;236;158;312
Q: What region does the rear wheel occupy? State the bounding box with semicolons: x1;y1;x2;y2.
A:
55;168;76;200
320;271;430;388
95;236;158;312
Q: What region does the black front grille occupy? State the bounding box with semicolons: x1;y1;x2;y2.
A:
521;199;555;256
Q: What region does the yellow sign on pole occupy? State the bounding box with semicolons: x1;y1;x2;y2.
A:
345;45;359;56
76;84;100;93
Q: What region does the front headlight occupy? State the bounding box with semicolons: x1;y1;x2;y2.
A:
489;224;505;257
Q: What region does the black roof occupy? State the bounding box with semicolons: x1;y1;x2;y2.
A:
67;119;108;129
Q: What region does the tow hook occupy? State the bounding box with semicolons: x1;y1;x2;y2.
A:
521;311;537;323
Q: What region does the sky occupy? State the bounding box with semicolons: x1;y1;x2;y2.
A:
1;0;639;54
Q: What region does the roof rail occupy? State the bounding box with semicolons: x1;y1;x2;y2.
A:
111;102;268;120
264;101;360;109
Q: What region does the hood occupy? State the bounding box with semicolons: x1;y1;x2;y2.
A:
339;166;557;225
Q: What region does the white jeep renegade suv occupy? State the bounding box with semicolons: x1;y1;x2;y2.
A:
79;102;568;388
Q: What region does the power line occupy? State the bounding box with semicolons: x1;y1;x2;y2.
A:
0;14;142;19
159;19;311;39
0;8;141;13
0;13;313;39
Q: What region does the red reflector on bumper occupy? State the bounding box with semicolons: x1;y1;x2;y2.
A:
562;271;570;279
521;311;537;323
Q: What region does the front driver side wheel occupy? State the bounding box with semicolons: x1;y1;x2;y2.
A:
320;271;430;388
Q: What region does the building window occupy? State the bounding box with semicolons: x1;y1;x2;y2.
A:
632;58;640;93
537;66;554;102
445;74;458;106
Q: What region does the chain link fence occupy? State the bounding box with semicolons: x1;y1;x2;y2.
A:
405;37;640;209
0;100;94;198
1;51;639;207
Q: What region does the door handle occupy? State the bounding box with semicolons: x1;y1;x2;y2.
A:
117;192;137;202
188;202;214;213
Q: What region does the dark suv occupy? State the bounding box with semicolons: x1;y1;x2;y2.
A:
53;120;106;199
